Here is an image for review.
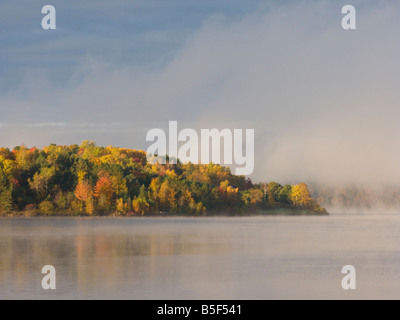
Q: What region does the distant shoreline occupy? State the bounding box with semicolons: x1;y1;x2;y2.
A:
0;143;327;217
1;207;328;218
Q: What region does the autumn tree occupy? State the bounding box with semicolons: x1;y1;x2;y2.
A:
14;145;33;171
277;185;292;204
93;175;114;209
266;182;282;202
178;188;193;210
217;180;240;210
0;156;14;181
28;167;56;197
242;188;264;208
131;185;150;215
159;180;177;211
74;180;94;214
0;185;13;214
148;177;162;210
74;181;92;202
116;198;127;215
0;148;14;160
291;183;314;209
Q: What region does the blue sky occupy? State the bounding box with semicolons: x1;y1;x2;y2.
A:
0;0;264;91
1;0;400;184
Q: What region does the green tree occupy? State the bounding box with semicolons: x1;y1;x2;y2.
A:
38;200;55;216
267;182;282;202
0;186;13;214
28;167;56;197
278;185;292;204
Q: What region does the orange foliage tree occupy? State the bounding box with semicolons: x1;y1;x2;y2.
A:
74;181;94;214
94;175;114;208
74;181;92;203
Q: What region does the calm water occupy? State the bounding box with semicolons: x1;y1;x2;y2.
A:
1;214;400;300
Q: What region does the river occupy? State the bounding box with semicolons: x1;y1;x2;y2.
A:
1;214;400;299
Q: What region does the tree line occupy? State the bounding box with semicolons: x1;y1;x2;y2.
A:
0;141;327;216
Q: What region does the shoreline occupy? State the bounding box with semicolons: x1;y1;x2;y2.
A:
1;208;329;218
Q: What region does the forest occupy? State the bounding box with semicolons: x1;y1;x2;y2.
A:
0;141;327;216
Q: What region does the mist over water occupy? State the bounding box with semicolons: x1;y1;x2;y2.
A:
1;216;400;300
308;183;400;214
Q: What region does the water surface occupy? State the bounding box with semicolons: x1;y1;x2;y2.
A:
1;214;400;299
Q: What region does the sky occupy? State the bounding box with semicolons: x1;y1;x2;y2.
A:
0;0;399;186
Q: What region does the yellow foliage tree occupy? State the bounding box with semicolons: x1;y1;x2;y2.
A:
132;197;150;215
291;183;313;208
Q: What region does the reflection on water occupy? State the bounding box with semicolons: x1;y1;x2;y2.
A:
1;215;400;299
